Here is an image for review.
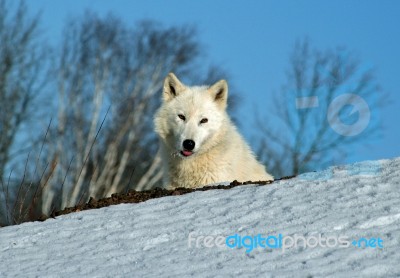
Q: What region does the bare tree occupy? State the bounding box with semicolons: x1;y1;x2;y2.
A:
39;13;230;213
0;0;50;225
0;0;48;182
257;39;382;178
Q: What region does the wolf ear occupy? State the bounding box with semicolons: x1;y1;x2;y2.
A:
208;79;228;110
163;72;185;102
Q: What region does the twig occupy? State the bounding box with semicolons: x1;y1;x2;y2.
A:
75;105;110;206
12;152;30;224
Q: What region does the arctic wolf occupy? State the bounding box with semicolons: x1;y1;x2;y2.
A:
154;73;273;189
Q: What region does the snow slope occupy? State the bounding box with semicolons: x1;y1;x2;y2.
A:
0;158;399;277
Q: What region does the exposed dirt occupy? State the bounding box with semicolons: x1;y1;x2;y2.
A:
38;176;295;222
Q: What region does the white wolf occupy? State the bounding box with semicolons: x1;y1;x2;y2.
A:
154;73;273;189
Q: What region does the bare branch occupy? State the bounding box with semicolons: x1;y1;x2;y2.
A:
257;38;383;177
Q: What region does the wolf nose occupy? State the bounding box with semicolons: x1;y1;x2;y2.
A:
183;139;195;151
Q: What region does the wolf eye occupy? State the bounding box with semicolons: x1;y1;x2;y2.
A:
178;114;186;121
200;118;208;124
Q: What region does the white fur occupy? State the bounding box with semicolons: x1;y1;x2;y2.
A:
154;73;273;189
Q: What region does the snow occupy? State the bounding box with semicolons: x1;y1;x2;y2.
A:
0;157;399;277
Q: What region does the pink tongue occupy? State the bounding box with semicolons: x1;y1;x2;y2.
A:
182;150;193;156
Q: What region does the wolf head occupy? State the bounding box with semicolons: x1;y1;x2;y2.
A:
154;73;229;158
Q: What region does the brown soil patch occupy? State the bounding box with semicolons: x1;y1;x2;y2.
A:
39;176;295;222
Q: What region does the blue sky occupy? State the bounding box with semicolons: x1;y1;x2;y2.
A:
27;0;400;165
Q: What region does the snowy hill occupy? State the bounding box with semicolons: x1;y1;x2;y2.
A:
0;158;399;277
